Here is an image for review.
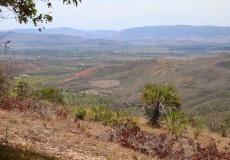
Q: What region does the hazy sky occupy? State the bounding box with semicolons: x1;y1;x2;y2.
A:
1;0;230;30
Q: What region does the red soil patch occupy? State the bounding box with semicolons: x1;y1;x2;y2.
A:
63;64;121;83
63;68;95;83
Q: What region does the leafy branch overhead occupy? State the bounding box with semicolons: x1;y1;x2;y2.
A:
0;0;81;31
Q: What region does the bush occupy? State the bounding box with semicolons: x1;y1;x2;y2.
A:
192;118;205;139
161;108;188;138
219;123;228;137
35;86;65;105
13;75;31;98
221;115;230;137
88;106;129;125
74;108;87;120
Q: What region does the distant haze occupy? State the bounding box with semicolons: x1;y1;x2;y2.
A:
7;25;230;47
1;0;230;30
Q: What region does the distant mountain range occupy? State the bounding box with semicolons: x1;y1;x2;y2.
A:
6;32;121;47
12;27;117;39
5;25;230;47
113;25;230;40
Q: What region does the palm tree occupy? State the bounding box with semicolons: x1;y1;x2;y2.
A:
141;83;182;127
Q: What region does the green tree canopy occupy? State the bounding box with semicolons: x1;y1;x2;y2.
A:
141;83;182;127
0;0;81;31
36;86;65;105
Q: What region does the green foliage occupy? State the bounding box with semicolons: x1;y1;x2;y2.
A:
44;14;53;22
222;115;230;137
0;0;81;30
65;93;114;107
35;86;65;105
219;123;229;137
74;108;87;120
91;105;105;121
9;74;42;99
141;83;182;127
142;83;182;108
191;118;205;139
161;108;188;138
13;74;31;97
114;117;138;127
87;106;125;125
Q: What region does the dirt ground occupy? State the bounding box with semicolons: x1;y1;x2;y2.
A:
0;109;152;160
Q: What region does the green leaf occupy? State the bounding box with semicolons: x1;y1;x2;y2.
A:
44;14;53;22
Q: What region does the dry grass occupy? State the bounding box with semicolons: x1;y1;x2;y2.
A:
0;106;229;159
0;109;151;160
137;116;230;149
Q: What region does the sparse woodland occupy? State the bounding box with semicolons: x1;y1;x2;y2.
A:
0;1;230;159
0;60;229;160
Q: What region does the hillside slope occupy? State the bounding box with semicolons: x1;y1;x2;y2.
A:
62;55;230;120
0;109;150;160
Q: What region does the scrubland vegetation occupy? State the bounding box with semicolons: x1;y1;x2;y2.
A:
1;45;230;159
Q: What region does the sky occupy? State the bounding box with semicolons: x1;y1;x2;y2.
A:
1;0;230;31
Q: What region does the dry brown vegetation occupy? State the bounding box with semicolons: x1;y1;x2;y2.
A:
0;96;229;160
0;100;151;160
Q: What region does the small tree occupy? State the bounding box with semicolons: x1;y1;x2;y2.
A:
35;86;65;105
192;118;205;139
13;74;31;98
141;83;182;127
218;116;230;137
161;107;188;138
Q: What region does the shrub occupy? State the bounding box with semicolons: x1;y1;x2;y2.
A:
90;106;116;125
35;86;65;105
221;115;230;137
161;108;188;138
74;108;87;120
13;74;31;98
90;105;105;121
219;123;228;137
192;118;205;139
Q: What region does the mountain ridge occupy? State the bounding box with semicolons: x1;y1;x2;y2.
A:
6;25;230;47
12;25;230;40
